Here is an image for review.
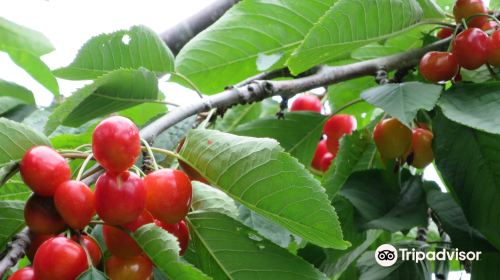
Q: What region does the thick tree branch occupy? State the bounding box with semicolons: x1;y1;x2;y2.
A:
160;0;241;55
0;228;30;278
140;38;450;142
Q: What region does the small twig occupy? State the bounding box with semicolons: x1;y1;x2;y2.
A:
0;228;30;278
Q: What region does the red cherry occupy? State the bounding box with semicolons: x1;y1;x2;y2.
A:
54;180;95;230
488;30;500;67
156;220;190;256
92;116;141;173
33;237;88;280
481;21;498;31
373;118;412;160
72;235;102;266
20;146;70;196
323;114;357;141
436;28;453;39
144;169;192;224
419;51;459;82
103;211;153;258
24;194;66;235
311;140;328;170
290;95;322;113
95;171;146;225
325;137;340;156
452;28;489;70
105;255;153;280
319;152;335;172
407;128;434;169
7;267;35;280
26;232;54;261
453;0;488;28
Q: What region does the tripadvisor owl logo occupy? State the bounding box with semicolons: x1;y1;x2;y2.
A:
374;244;482;267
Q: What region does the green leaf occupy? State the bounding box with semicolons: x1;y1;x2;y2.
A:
416;0;446;18
191;181;238;218
0;118;51;165
0;179;30;201
423;181;495;252
287;0;424;74
322;128;379;198
77;267;108;280
0;79;35;105
0;17;53;56
328;77;377;128
133;223;211;280
178;129;349;249
361;82;442;127
186;211;328;280
490;0;500;9
215;100;278;132
54;25;174;80
340;170;427;231
0;200;25;250
433;112;500;250
45;68;159;135
471;253;500;280
231;112;325;166
5;48;59;97
438;82;500;135
175;0;335;94
238;205;299;248
118;102;167;127
152;116;196;163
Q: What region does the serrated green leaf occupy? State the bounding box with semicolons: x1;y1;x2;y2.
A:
0;17;53;56
232;112;325;166
423;181;495;252
0;200;25;250
77;267;108;280
54;25;174;80
0;117;50;165
186;211;328;280
361;82;442;127
175;0;335;94
438;82;500;135
322;129;379;198
433;112;500;250
287;0;424;74
178;129;349;249
5;47;59;97
133;223;211;280
44;68;159;135
191;181;238;218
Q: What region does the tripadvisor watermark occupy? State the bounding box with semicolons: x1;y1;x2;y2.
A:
374;244;482;267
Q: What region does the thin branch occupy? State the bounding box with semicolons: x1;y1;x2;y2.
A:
160;0;241;55
140;37;450;142
0;228;30;278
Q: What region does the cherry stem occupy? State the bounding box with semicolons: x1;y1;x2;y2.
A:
145;146;179;160
466;13;500;26
74;231;93;268
131;165;147;177
89;220;105;225
330;98;363;116
60;152;90;159
169;72;204;99
74;144;92;152
76;153;94;181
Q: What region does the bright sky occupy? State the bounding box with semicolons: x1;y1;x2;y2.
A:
0;2;474;279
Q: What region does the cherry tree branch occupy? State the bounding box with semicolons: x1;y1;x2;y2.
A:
140;38;450;142
160;0;241;55
0;228;30;278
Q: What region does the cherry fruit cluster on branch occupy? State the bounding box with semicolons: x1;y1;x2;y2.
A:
10;116;193;280
420;0;500;82
289;94;357;172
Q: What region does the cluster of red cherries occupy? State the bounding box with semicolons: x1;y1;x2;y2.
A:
289;94;356;172
420;0;500;82
9;116;192;280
